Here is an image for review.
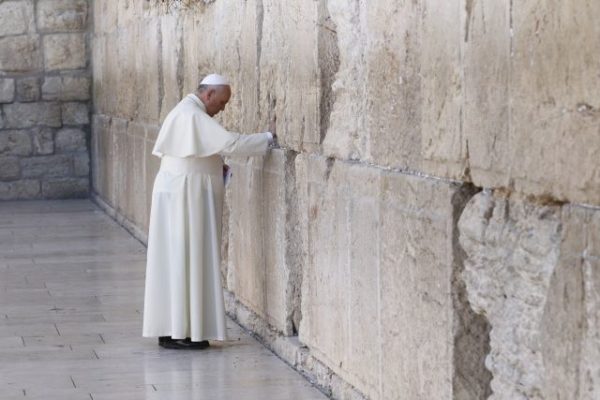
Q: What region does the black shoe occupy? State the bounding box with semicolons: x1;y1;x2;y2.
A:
158;337;209;350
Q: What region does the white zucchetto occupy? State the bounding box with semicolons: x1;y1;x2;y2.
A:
200;73;230;86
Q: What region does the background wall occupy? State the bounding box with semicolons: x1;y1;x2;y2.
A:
0;0;91;200
91;1;600;399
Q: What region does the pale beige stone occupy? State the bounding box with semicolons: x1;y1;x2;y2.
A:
43;34;87;70
42;75;90;101
3;102;61;128
0;79;15;103
37;0;88;33
0;35;41;72
459;192;600;400
0;0;35;36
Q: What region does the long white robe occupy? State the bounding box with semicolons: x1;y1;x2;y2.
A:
142;94;271;341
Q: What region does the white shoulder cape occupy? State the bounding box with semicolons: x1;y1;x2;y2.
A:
152;94;238;158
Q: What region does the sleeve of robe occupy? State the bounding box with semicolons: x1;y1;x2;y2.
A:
218;132;273;157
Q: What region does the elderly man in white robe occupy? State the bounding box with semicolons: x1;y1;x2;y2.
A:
142;74;275;349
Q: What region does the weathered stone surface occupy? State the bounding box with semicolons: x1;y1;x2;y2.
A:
62;102;89;125
227;149;300;335
16;77;41;102
0;35;41;72
295;154;464;399
0;0;35;36
55;128;86;152
0;156;20;180
31;127;55;155
37;0;88;33
21;155;72;178
42;75;90;101
73;152;89;177
0;79;15;103
459;192;600;399
91;114;114;204
0;179;40;200
0;130;32;156
42;177;88;198
3;102;61;128
43;33;87;70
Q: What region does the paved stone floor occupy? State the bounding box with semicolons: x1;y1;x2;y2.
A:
0;200;327;400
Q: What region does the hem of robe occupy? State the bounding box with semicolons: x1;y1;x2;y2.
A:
142;332;228;342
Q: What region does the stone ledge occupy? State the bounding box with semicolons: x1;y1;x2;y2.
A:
224;290;368;400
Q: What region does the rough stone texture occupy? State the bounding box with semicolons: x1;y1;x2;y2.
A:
0;35;41;72
3;102;62;128
459;191;600;400
43;33;87;70
0;157;21;180
0;131;32;156
42;75;91;101
55;128;86;153
21;155;72;178
31;127;55;155
42;177;88;198
0;0;35;36
0;0;91;201
89;2;600;399
0;179;40;200
0;79;15;103
37;0;88;33
16;77;41;103
62;102;89;125
226;149;301;335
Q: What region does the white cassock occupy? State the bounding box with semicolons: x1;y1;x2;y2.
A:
142;93;272;341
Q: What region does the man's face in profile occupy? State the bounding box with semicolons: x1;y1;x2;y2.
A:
205;86;231;117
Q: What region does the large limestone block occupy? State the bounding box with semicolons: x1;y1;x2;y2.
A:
0;131;32;156
0;35;41;72
91;114;114;203
459;191;600;399
420;0;464;170
0;156;21;180
0;0;35;36
61;102;89;125
42;75;90;101
21;155;72;178
37;0;88;33
159;15;184;121
508;1;600;205
128;123;148;230
462;0;510;180
55;128;86;153
3;102;61;128
364;0;421;169
16;77;40;102
321;1;367;161
0;79;15;103
226;149;297;334
0;179;40;200
296;154;462;399
42;177;88;198
31;127;55;155
135;21;160;123
43;34;87;70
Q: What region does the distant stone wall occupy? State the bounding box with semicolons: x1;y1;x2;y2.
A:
91;1;600;399
0;0;91;200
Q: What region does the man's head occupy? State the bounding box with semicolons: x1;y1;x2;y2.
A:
196;74;231;117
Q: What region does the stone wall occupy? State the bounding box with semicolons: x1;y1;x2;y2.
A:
0;0;91;200
91;1;600;399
